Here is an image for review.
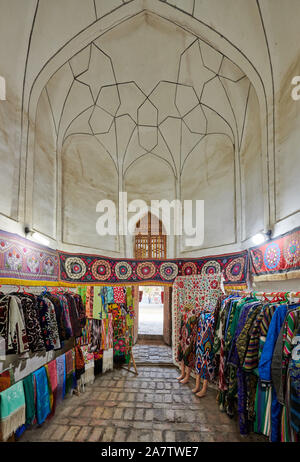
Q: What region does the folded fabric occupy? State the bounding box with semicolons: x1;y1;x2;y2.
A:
45;360;57;416
34;367;50;425
56;354;66;404
19;295;45;353
0;381;25;441
23;373;35;426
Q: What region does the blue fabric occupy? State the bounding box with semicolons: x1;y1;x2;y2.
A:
34;367;51;425
259;304;288;383
258;304;288;442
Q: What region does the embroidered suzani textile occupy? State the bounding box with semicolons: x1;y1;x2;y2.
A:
250;226;300;281
59;250;248;286
172;274;222;369
0;230;59;282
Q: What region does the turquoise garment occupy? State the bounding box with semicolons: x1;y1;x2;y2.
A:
34;367;50;425
0;380;25;419
23;373;35;426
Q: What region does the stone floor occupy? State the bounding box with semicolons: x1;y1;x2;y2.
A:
133;342;173;365
18;365;267;443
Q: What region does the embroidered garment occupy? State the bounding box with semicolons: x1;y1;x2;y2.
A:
178;304;199;368
65;293;82;337
196;311;216;380
57;294;73;338
90;319;102;352
0;381;26;441
113;287;126;304
37;296;56;351
7;296;29;355
19;295;45;353
43;297;61;350
173;274;222;368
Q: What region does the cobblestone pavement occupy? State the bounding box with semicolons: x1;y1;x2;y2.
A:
18;366;267;443
133;343;173;365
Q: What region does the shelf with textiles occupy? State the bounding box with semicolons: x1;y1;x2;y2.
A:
214;289;300;442
0;282;88;442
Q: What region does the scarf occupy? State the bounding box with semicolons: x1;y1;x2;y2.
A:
23;373;35;426
65;294;82;338
45;360;57;416
33;367;50;425
56;354;66;404
102;348;114;373
81;346;95;386
94;350;103;376
126;287;133;307
58;295;73;338
108;313;113;349
65;350;74;395
93;287;103;320
77;286;87;307
113;287;126;304
0;370;11;393
90;319;101;352
75;345;85;379
7;296;29;354
0;381;25;441
86;286;94;319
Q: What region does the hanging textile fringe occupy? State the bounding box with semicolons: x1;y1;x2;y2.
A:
103;348;113;373
0;381;25;441
253;270;300;282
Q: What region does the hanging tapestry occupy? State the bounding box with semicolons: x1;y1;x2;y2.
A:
0;230;59;282
249;226;300;281
0;381;25;441
58;250;248;286
172;273;222;370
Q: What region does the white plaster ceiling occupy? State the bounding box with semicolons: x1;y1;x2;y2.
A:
2;0;300;256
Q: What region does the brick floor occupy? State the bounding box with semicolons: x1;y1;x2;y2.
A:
133;343;173;365
18;365;267;443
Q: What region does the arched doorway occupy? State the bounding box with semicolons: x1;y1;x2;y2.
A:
132;213;171;346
